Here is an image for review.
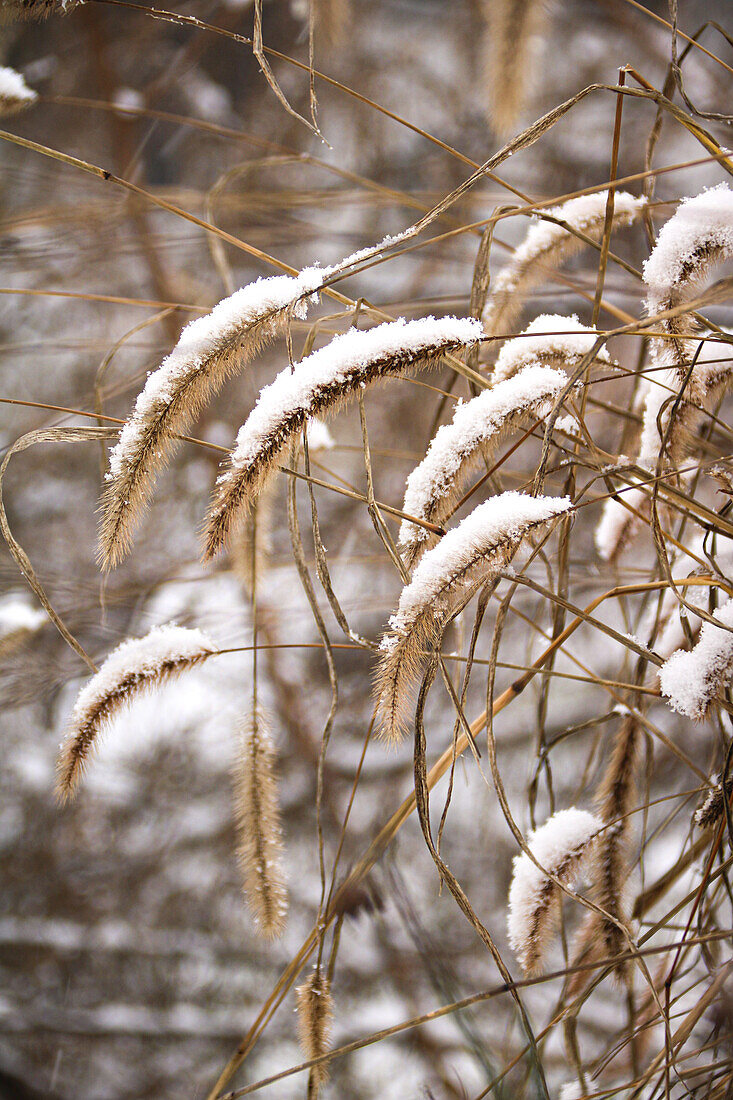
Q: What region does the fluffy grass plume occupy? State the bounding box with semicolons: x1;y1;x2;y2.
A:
483;192;646;338
694;774;732;830
232;709;288;939
399;365;569;566
203;315;482;560
659;596;733;719
507;807;601;975
377;491;572;743
295;968;334;1090
56;624;215;802
99;269;326;571
0;67;36;115
480;0;550;137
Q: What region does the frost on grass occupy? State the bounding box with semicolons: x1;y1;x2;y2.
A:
659;597;733;719
99;267;328;571
232;709;288;939
492;314;609;384
56;624;216;801
483;192;646;338
377;491;572;742
204;315;483;559
0;66;36;114
507;807;601;975
399;364;569;565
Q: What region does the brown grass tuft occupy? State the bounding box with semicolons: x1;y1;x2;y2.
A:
296;968;334;1092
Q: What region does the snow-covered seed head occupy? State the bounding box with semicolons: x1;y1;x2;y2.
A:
644;185;733;370
295;969;334;1089
203;316;483;561
507;807;602;975
491;314;609;385
483;192;646;338
232;709;288;939
659;596;733;720
56;624;216;802
0;67;36;115
98;269;326;571
377;491;572;743
399;364;570;567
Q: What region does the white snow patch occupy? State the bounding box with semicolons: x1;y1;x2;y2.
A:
0;66;36;113
660;596;733;718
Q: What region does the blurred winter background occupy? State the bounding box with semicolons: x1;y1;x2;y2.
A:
1;1;732;1098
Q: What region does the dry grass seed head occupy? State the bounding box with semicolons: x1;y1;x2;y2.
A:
203;316;482;560
480;0;551;138
295;968;334;1088
56;624;215;802
232;708;288;939
0;0;80;19
99;272;323;571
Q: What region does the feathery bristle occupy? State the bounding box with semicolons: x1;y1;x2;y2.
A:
203;316;482;561
56;624;215;802
694;774;731;829
232;709;288;939
98;270;325;571
481;0;549;137
483;193;646;339
377;491;572;742
295;969;334;1089
507;808;602;975
399;365;569;567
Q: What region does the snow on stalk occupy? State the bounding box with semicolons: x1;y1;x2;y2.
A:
56;624;216;801
0;67;36;115
99;267;328;571
483;192;646;338
491;314;609;384
203;315;483;560
507;807;602;976
399;364;569;567
659;596;733;719
376;490;572;743
232;709;288;939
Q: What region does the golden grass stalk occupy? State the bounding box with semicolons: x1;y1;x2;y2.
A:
98;270;325;571
295;968;334;1090
56;624;215;803
203;316;482;561
232;708;288;939
483;192;645;339
507;807;602;976
376;491;572;743
399;364;569;567
480;0;550;137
